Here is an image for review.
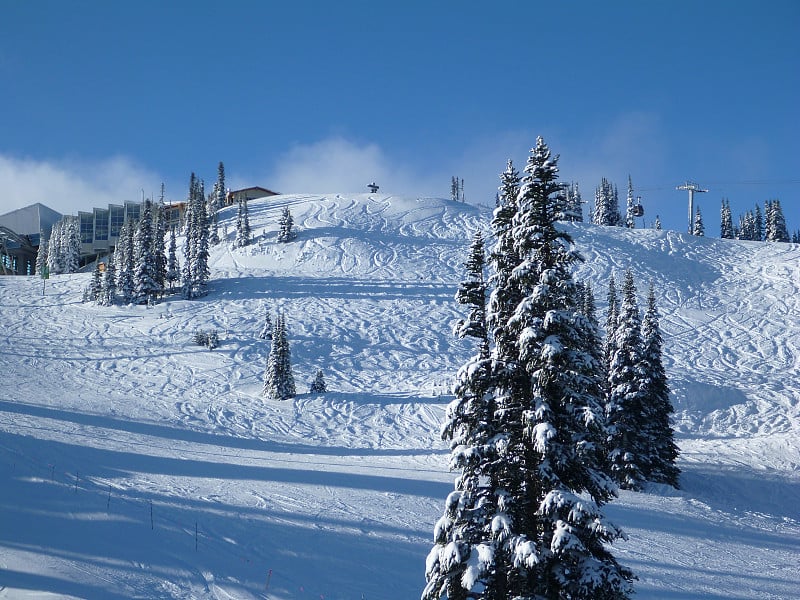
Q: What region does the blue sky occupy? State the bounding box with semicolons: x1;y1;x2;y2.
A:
1;0;797;234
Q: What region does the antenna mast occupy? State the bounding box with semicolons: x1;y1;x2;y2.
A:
676;181;708;233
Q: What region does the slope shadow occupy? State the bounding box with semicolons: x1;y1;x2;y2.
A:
0;400;447;458
214;276;457;302
0;456;441;600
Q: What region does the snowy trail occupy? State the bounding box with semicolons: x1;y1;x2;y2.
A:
1;195;799;599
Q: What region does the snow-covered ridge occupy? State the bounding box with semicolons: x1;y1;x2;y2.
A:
0;193;798;599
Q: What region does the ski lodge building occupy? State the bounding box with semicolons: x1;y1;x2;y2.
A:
1;186;279;275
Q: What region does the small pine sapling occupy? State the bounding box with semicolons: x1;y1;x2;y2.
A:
310;369;327;393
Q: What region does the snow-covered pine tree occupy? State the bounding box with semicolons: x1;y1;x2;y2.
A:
654;215;662;230
259;310;273;340
453;230;489;358
133;200;161;304
579;280;606;385
193;180;210;294
100;254;117;306
625;175;636;229
181;173;211;298
181;178;196;299
766;199;789;242
693;206;705;237
277;207;296;242
36;230;48;276
593;177;620;226
606;270;648;490
236;196;251;247
425;163;522;600
153;201;167;293
88;261;102;303
262;314;296;400
564;181;583;222
210;212;220;246
214;161;226;214
604;272;619;394
166;227;180;291
499;137;631;598
65;217;82;273
753;204;764;241
118;219;136;304
487;159;522;362
720;199;734;239
737;212;751;241
309;369;327;393
640;283;680;488
46;221;62;275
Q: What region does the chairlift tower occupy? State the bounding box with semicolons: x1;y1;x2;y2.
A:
676;181;708;233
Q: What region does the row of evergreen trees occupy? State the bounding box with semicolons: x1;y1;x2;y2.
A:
82;161;298;306
425;138;679;600
41;216;81;275
719;198;793;242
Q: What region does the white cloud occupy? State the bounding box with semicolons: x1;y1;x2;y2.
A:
0;154;162;217
262;137;446;198
259;135;542;207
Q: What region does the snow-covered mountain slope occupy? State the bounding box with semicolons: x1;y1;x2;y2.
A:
1;194;798;599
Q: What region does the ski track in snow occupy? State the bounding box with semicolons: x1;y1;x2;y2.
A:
1;195;799;599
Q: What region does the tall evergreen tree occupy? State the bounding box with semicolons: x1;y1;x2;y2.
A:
214;161;226;213
166;227;180;291
606;270;648;490
427;139;633;600
766;199;789;242
236;197;251;247
133;200;160;304
65;217;82;273
117;219;136;303
563;182;583;223
100;254;117;306
692;206;705;237
720;199;734;239
625;175;636;229
88;261;102;303
653;215;662;231
263;314;296;399
182;173;211;298
35;230;48;276
593;178;620;226
502;138;630;597
259;309;273;340
753;204;764;241
277;206;297;242
153;201;167;293
487;159;522;362
640;283;680;487
603;273;619;393
454;231;489;358
210;212;220;246
46;222;62;274
425;163;521;600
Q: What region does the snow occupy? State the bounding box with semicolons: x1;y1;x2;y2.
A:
1;193;799;599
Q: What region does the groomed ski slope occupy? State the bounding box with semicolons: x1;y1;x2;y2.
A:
1;193;798;599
